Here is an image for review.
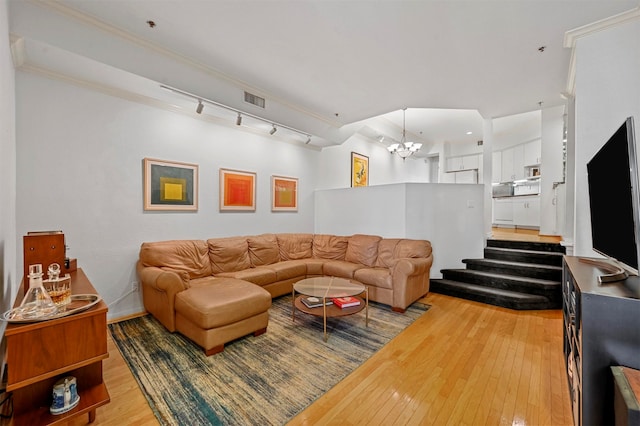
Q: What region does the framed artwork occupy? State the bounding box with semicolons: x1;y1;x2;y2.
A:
351;152;369;187
271;175;298;212
220;168;256;211
143;158;198;211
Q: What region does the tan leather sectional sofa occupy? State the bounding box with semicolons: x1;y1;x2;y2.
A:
137;233;433;355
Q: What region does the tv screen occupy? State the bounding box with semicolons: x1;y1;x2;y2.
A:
587;116;640;276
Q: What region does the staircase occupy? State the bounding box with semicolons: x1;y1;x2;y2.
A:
430;239;566;310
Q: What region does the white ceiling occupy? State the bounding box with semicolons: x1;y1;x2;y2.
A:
10;0;640;150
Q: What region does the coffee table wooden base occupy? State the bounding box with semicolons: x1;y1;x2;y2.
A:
292;292;369;342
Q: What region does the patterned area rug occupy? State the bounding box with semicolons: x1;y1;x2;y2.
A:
109;295;430;426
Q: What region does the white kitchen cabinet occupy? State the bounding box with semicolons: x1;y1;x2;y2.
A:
446;154;479;172
524;140;542;166
501;145;525;182
492;151;502;183
512;196;540;227
493;198;513;225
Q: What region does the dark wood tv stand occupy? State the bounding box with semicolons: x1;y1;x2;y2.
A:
563;256;640;425
4;268;110;425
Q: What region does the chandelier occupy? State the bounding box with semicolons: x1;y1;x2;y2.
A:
387;108;422;160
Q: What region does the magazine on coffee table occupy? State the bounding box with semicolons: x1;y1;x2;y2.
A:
332;296;361;308
301;296;333;309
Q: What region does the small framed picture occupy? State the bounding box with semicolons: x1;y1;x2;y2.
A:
271;175;298;212
143;158;198;211
351;152;369;187
220;168;256;211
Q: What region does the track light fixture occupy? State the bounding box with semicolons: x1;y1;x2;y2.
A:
160;84;313;143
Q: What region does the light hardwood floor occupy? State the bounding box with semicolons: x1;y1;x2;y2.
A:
53;229;572;426
55;299;571;426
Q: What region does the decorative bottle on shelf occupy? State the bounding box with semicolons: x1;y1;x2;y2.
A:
19;263;58;319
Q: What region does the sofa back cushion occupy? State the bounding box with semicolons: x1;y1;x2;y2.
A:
248;234;280;266
207;237;251;274
395;239;432;259
345;234;382;267
277;233;313;260
375;238;402;268
139;240;212;279
312;234;348;260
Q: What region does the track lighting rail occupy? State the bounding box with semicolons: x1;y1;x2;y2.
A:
160;84;312;142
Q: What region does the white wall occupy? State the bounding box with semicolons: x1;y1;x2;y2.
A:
317;133;428;190
540;104;565;235
573;19;640;258
315;183;485;278
16;71;319;319
0;0;16;380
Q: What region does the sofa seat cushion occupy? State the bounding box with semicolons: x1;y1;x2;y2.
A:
216;267;277;286
303;259;326;276
264;261;307;281
323;260;364;279
175;279;271;330
354;268;393;289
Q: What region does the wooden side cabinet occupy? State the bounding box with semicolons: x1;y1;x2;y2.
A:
562;256;640;426
4;269;110;425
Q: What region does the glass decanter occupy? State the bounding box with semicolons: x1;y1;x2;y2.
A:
18;264;58;319
43;263;72;309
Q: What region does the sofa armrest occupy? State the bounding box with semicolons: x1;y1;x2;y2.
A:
390;257;433;312
136;261;188;332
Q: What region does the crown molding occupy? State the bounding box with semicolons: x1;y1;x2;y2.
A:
564;6;640;97
10;35;25;68
28;0;341;128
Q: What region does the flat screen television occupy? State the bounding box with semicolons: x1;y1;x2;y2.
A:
586;116;640;282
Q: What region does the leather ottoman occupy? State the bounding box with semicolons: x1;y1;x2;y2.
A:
174;278;271;355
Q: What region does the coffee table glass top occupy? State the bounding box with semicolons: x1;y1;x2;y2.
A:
294;277;365;299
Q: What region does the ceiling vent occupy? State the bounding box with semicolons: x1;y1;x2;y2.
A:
244;91;265;108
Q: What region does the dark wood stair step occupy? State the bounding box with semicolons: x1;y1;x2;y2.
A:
484;246;564;266
487;239;566;253
430;279;559;310
441;268;560;291
462;258;562;281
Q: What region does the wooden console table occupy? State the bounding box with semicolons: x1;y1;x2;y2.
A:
4;268;110;425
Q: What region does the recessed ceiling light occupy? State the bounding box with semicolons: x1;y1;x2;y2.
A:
466;131;473;135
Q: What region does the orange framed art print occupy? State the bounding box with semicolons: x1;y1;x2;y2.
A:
351;152;369;187
143;158;198;211
219;168;256;211
271;175;298;212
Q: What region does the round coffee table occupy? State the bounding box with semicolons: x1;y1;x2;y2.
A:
292;276;368;342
